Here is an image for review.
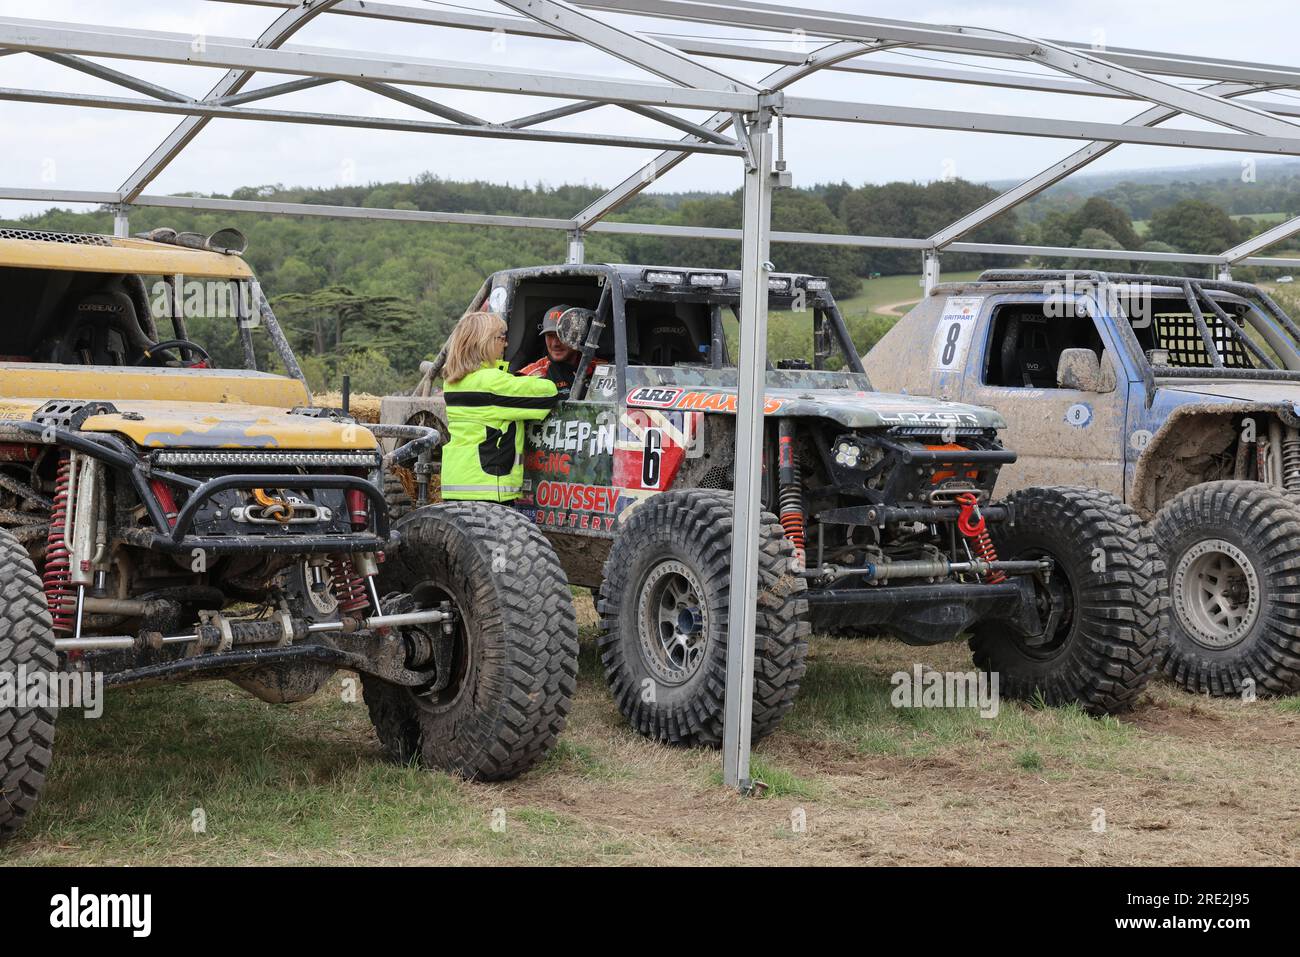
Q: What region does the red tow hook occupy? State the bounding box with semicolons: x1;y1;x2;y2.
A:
956;492;1005;584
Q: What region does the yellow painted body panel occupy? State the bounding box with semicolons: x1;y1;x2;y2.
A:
0;366;374;450
0;236;254;279
0;232;376;452
84;403;376;450
0;364;309;407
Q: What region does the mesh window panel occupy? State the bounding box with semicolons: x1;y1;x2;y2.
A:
0;228;112;246
1153;312;1253;368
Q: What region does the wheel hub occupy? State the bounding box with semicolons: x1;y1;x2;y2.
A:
637;560;708;685
1173;539;1260;649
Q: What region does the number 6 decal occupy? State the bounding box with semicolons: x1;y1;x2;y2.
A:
642;428;662;488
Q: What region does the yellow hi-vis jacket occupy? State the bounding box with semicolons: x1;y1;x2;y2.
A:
442;361;560;502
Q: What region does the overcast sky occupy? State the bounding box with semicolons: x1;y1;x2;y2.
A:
1;0;1297;221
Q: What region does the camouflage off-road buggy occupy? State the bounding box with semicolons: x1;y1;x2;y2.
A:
383;263;1165;745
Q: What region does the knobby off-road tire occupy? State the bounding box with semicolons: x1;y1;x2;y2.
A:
0;528;57;842
1154;481;1300;696
361;502;579;780
382;470;416;522
969;486;1165;715
597;489;810;746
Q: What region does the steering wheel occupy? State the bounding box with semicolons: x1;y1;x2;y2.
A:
134;339;212;368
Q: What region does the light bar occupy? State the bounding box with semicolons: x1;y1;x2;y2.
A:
644;270;685;285
768;277;792;292
803;278;830;291
690;272;727;287
152;450;380;468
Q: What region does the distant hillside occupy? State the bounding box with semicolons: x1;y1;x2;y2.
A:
995;160;1300;223
4;166;1294;393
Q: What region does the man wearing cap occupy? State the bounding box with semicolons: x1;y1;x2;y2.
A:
520;304;593;391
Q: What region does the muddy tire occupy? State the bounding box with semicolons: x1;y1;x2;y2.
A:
969;486;1165;715
0;528;57;842
383;470;416;522
1154;481;1300;696
361;502;579;780
596;489;810;746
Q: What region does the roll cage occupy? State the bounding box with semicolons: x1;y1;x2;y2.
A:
474;263;866;401
975;269;1300;386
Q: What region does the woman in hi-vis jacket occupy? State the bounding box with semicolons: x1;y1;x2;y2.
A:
440;311;561;503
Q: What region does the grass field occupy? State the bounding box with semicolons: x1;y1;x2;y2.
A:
812;270;985;356
5;593;1297;866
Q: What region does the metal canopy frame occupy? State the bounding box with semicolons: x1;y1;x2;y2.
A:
2;0;1300;791
0;2;1296;272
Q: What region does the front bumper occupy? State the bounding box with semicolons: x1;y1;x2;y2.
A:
11;421;395;554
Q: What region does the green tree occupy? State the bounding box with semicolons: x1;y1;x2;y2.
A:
1147;199;1244;255
1071;198;1142;250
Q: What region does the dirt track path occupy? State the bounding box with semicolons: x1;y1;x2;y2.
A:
876;298;921;317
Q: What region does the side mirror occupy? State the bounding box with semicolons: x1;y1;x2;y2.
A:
1057;348;1116;393
555;306;595;351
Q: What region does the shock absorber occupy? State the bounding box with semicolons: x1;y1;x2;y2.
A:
956;492;1005;584
777;419;805;564
1281;426;1300;491
328;555;371;614
43;452;76;632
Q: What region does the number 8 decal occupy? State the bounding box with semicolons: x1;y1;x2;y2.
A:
642;428;662;488
941;322;961;365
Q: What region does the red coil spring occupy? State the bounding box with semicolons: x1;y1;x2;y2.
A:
43;453;76;632
329;555;371;613
956;493;1005;584
779;509;806;560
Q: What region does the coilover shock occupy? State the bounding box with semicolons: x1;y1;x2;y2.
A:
1281;427;1300;491
328;555;371;613
777;420;806;564
956;492;1005;584
43;452;76;632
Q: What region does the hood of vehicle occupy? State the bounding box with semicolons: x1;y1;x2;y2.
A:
0;363;312;407
0;396;374;451
625;384;1006;429
1159;380;1300;410
80;402;377;450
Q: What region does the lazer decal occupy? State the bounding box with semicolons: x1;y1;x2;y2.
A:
1065;403;1093;428
933;296;983;371
877;410;982;427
